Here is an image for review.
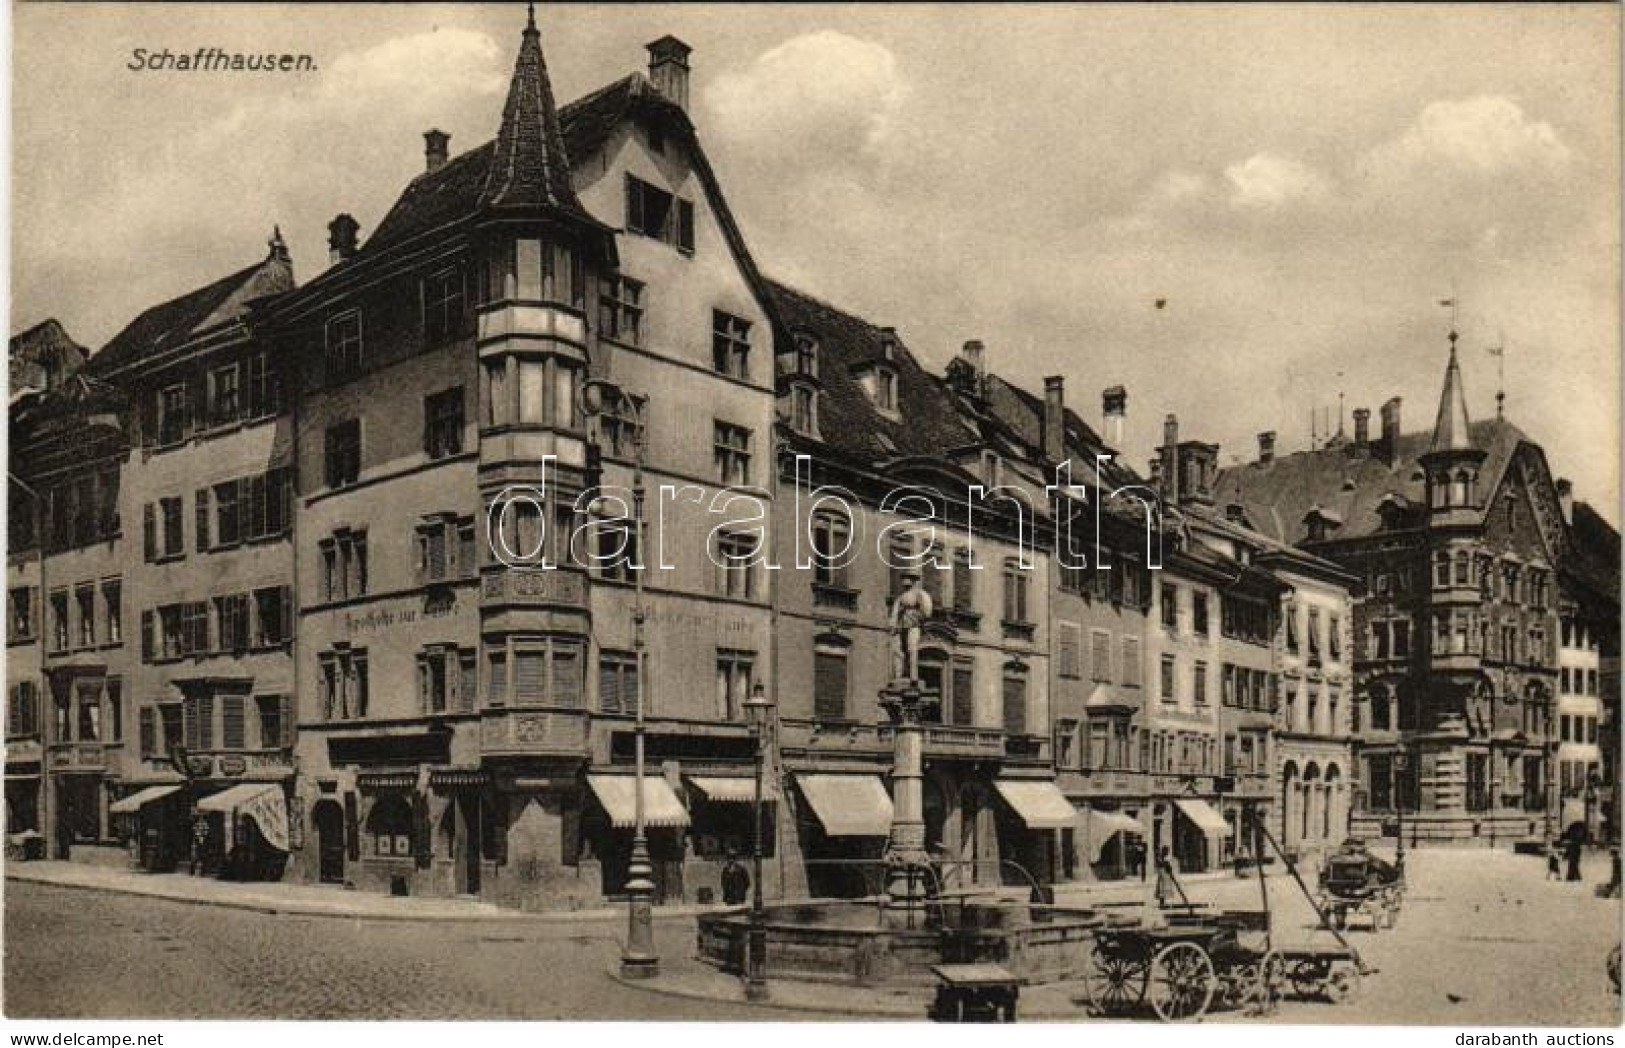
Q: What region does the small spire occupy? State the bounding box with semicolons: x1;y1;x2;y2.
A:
526;1;536;33
1429;331;1473;453
268;225;289;261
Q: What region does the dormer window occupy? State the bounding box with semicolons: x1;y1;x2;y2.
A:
790;385;818;438
981;450;1002;487
625;174;694;254
876;368;897;411
794;333;818;378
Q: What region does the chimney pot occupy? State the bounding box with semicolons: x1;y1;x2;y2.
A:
1101;385;1127;449
327;213;360;264
1379;397;1403;463
960;340;985;374
647;35;692;113
1258;430;1276;463
423;129;450;173
1557;478;1574;525
1163;413;1179;449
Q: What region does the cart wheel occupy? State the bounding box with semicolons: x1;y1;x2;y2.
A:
1084;939;1149;1015
1607;945;1620;995
1241;951;1285;1016
1289;959;1323;999
1326;961;1362;1004
1148;941;1216;1022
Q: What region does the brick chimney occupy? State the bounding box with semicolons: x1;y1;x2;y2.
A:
327;213;360;264
1353;407;1371;448
1257;431;1276;464
424;130;450;173
647;35;692;112
1556;478;1574;525
1159;414;1180;503
1043;376;1065;463
960;340;985;379
1379;397;1402;463
1102;385;1127;450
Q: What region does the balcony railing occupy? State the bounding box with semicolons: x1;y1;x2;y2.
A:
810;583;859;612
45;743;104;771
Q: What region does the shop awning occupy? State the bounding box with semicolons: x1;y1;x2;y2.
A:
586;774;690;829
1087;809;1144;860
109;783;183;814
796;774;893;837
1175;798;1229;836
688;775;779;804
196;783;290;852
994;779;1079;830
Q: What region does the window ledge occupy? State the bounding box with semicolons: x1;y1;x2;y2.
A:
152;552;186;566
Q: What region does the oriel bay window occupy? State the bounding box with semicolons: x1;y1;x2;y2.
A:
484;235;584;308
482;354;581;431
486;637;584;709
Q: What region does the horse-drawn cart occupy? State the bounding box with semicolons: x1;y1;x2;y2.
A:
1317;842;1405;930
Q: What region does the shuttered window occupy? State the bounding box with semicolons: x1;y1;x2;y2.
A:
951;663;975;727
1121;637;1141;687
515;652;547;704
1002;667;1027;735
552;646;581;708
1057;622;1081;679
599;651;638;715
459;651;476;713
139;707;156;758
195;488;210;551
952;548;974;611
1090;629;1112;682
487;652;507;707
814;646;848;722
221;694;245;749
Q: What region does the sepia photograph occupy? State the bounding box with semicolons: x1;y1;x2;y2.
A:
3;0;1620;1032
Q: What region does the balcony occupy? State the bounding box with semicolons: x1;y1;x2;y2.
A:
1001;619;1037;644
779;719;1009;762
810;583;858;613
479;707;591;758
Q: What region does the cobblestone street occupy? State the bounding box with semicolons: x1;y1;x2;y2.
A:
5;848;1619;1023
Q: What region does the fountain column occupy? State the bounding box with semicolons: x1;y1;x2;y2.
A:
881;679;933;906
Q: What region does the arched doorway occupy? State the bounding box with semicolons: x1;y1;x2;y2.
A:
1324;765;1342;841
312;799;346;884
1302;763;1322;846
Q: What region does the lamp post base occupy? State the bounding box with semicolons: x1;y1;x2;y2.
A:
744;923;770;1001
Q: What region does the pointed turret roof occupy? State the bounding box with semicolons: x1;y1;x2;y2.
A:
1429;332;1474;454
479;6;594;226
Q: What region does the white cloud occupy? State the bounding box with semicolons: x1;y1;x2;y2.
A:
703;31;909;163
1224;153;1330;210
1363;95;1572;179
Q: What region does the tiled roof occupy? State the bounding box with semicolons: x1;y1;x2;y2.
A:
1213;419;1528;546
1566;501;1620;609
366;74;663;253
764;279;978;466
981;373;1142;491
88;249;294;375
478;17;593;222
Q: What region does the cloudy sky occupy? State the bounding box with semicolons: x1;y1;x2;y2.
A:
12;3;1619;519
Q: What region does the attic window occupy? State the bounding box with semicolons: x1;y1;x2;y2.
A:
876;368;897;412
793;333;818;378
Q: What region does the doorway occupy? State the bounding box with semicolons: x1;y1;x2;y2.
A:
313;799;346;884
456;792;482;896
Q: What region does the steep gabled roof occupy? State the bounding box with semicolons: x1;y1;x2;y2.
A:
1566;501;1621;610
89;243;294;375
1213;418;1528;546
765;279;977;466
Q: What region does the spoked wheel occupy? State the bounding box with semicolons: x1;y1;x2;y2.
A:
1325;961;1362;1004
1148;941;1216;1022
1289;959;1324;999
1084;939;1149;1016
1250;951;1286;1016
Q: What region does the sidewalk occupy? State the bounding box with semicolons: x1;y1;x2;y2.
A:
5;860;729;924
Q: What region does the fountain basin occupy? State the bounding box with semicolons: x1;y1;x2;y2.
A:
696;896;1114;987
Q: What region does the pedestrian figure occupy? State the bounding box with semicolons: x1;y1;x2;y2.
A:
189;817;209;877
1154;845;1178;908
1565;834;1584;882
1547;841;1563;880
720;850;750;906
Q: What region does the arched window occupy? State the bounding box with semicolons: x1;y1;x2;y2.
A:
367;794;413;858
1452;469;1472;506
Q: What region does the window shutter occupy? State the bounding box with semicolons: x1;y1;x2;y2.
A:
1003;674;1027;735
814;650;847;722
553;648;581;708
459;652;476;713
677;199;695;252
139;707;156;758
952;665;974;727
515;652;545;703
195;488;210;552
278;586;293;645
141;610;155;663
417;655;430;714
344;792;360;862
143;504;157;561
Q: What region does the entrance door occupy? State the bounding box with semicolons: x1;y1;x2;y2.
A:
313;800;346;884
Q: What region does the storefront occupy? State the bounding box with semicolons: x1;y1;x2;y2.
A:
793;772;892;898
581;772;690;902
194;781;291;881
992;778;1079;889
1084;805;1145;881
109;782;188;872
1170;797;1227;874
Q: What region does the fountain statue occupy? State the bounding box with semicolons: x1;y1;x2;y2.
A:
881;571;937;912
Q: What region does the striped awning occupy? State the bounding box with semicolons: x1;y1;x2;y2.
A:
994;779;1079;830
196;783;289;852
688;775;779;803
796;774;893;837
109;783;184;814
587;774;690;829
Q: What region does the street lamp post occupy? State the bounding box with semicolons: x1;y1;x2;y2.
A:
743;681;775;1001
1394;749;1408;873
579;381;658;980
